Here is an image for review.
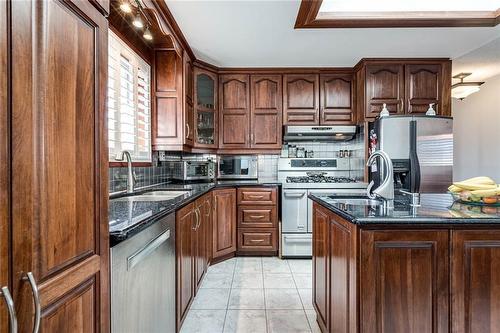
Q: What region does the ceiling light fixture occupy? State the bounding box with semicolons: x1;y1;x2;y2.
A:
132;14;144;29
451;73;484;100
143;27;153;41
119;1;132;13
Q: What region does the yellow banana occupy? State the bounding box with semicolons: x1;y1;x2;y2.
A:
470;186;500;197
453;182;497;191
460;176;496;185
448;185;463;193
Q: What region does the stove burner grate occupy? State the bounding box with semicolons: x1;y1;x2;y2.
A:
286;175;357;183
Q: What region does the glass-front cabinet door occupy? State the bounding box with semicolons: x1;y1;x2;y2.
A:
194;67;218;148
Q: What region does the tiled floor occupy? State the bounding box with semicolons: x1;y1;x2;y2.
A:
180;257;321;333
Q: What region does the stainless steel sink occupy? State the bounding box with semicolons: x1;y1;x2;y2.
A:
112;190;191;202
328;197;384;206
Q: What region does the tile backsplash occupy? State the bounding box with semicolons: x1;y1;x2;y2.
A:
109;129;366;193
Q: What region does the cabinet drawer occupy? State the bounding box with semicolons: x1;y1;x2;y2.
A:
237;187;277;205
238;228;277;251
238;206;277;228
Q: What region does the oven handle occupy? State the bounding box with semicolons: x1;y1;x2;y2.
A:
127;229;171;270
283;237;311;243
283;192;306;198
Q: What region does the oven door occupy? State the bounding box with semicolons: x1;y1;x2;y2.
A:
282;189;308;233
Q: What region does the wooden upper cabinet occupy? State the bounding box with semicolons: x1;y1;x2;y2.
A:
194;67;218;148
10;0;108;331
219;74;250;148
405;63;443;115
364;63;405;119
152;49;184;149
320;74;354;124
250;75;282;148
360;230;449;333
283;74;320;125
184;56;194;146
451;230;500;333
212;188;237;259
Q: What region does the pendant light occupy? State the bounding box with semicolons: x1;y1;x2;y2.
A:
119;1;132;13
451;73;484;100
132;14;144;29
143;27;153;41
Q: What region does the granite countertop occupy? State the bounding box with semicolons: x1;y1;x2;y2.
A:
109;181;281;245
308;193;500;225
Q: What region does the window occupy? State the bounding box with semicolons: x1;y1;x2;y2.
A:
108;30;151;162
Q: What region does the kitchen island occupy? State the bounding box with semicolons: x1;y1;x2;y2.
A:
308;193;500;333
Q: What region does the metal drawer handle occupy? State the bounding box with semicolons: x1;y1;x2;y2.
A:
284;192;305;198
185;123;190;139
248;195;265;199
196;208;202;229
297;225;305;229
250;239;265;243
0;286;18;333
127;230;171;270
23;272;40;333
250;215;265;219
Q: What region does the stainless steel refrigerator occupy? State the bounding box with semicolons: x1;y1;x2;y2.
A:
369;115;453;193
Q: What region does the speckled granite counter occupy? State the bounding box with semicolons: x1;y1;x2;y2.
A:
308;193;500;225
109;181;281;245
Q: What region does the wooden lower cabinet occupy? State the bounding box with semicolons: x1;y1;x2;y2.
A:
360;229;449;333
176;203;195;330
212;188;237;259
237;228;277;252
312;204;330;332
451;230;500;333
311;203;500;333
194;193;212;291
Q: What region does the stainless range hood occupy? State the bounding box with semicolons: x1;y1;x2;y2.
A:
283;125;357;142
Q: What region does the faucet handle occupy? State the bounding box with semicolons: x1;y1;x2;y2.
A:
115;152;124;161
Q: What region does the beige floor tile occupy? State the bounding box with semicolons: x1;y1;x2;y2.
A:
265;288;303;309
305;310;322;333
228;288;265;309
232;272;264;288
263;273;296;289
191;288;230;310
292;273;312;289
266;310;311;333
297;288;313;310
223;310;267;333
262;257;291;273
201;273;233;289
180;310;226;333
288;260;312;274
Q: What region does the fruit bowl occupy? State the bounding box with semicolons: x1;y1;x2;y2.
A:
449;192;500;207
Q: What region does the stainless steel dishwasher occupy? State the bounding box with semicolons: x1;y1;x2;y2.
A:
111;213;175;333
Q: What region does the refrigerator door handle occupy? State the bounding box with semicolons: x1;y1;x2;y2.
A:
409;120;421;193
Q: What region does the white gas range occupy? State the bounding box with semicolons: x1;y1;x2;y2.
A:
278;158;367;257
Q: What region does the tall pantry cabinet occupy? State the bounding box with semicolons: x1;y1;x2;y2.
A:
1;1;110;332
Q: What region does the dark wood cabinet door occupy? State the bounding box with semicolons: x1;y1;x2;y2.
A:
238;206;277;229
283;74;320;124
10;1;109;331
184;56;194;146
365;63;404;119
176;203;195;329
329;214;358;333
212;189;237;259
237;228;278;252
250;75;282;148
219;74;250;148
203;193;213;266
0;2;8;331
194;195;210;292
360;230;449;333
405;63;443;114
152;49;184;149
451;230;500;333
312;203;329;332
320;74;355;124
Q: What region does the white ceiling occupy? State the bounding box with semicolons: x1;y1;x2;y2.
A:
165;0;500;67
452;36;500;82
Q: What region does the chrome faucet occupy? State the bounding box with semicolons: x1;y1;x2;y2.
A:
115;151;135;194
366;150;394;202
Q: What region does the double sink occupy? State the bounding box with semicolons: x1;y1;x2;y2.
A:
327;196;384;206
112;190;191;202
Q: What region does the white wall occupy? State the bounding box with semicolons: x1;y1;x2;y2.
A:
452;74;500;182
